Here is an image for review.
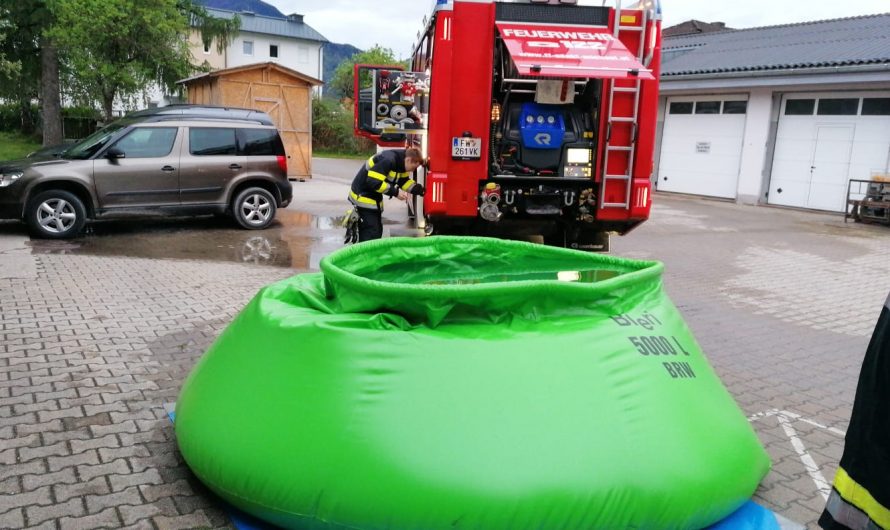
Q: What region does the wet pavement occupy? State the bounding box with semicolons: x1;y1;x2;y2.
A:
15;212;341;270
0;156;411;271
2;157;890;528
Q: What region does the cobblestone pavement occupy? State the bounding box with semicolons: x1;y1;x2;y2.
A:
2;165;889;528
612;197;890;528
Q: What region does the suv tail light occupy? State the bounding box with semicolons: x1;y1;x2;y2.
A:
276;155;288;175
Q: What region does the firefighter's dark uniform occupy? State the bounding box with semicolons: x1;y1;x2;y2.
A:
348;149;423;242
819;292;890;530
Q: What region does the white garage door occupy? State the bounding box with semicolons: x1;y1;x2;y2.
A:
769;92;890;212
657;96;748;199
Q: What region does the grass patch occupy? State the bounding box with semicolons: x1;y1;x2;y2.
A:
0;131;41;161
313;149;374;160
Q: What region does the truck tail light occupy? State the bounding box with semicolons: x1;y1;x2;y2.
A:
432;181;445;203
277;155;288;175
426;173;448;215
630;179;652;219
636;185;649;208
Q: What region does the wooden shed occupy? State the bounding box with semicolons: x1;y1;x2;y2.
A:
178;62;322;180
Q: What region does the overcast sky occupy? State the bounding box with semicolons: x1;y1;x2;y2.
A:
265;0;890;58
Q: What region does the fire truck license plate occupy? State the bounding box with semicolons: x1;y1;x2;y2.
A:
452;137;481;160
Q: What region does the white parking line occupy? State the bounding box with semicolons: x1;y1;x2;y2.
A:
776;414;833;500
749;409;845;501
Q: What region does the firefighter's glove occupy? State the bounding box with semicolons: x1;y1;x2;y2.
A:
384;185;400;198
408;183;425;197
343;208;361;245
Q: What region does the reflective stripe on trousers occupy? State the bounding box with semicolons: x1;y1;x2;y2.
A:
823;467;890;530
349;191;381;210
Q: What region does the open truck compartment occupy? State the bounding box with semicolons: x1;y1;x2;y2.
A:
355;0;662;250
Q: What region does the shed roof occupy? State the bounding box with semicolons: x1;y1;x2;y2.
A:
662;13;890;77
202;6;328;43
178;62;324;86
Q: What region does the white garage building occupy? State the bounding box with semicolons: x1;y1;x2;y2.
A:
655;14;890;212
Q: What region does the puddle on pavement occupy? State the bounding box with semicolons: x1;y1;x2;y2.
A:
14;209;521;271
24;210;350;270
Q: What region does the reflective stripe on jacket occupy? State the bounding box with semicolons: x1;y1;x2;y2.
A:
348;150;417;210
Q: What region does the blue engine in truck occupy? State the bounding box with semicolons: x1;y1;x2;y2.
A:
519;103;565;150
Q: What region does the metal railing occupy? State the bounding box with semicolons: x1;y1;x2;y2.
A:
845;178;890;225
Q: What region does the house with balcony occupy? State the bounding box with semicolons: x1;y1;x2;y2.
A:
136;0;327;111
189;0;328;91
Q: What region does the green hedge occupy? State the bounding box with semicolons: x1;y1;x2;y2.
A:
312;98;374;156
0;104;100;140
0;104;37;132
1;99;371;153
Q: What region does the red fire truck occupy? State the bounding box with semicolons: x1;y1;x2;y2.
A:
354;0;662;251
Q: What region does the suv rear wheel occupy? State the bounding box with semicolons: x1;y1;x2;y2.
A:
232;187;276;230
26;190;87;239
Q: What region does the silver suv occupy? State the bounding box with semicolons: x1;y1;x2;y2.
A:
0;105;292;239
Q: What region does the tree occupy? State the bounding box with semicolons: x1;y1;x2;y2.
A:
0;0;237;138
311;97;373;154
0;8;20;78
179;0;240;55
48;0;239;121
329;45;406;101
0;1;48;136
0;33;20;77
40;41;62;145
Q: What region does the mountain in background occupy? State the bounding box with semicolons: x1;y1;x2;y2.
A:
196;0;286;18
323;42;362;98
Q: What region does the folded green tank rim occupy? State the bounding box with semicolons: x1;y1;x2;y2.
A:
176;235;770;530
321;236;665;326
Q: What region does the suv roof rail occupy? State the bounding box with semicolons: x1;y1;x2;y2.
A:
147;115;274;126
127;105;275;126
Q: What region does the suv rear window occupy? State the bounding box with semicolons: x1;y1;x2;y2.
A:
189;127;284;156
238;128;285;156
190;128;237;156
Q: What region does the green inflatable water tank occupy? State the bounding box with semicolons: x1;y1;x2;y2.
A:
175;236;770;529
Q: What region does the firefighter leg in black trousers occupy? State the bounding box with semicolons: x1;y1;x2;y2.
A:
357;208;383;242
819;293;890;530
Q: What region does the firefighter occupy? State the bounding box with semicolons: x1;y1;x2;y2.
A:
819;292;890;530
345;147;425;243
